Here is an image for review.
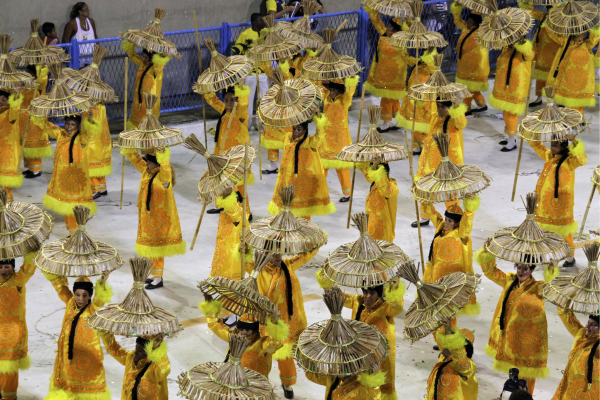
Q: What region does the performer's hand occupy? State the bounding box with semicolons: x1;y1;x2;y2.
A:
238;78;245;88
372;156;381;170
444;319;452;334
156;146;166;154
87;111;94;123
204;293;214;302
98;270;110;285
152;333;165;350
464;193;474;200
222;186;233;198
484;238;492;248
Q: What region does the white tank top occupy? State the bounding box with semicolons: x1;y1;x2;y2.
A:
75;17;95;64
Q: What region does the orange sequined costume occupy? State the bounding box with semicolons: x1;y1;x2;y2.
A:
362;166;398;242
0;95;23;202
82;104;112;194
305;374;381;400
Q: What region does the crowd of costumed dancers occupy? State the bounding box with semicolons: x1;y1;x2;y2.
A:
0;0;599;399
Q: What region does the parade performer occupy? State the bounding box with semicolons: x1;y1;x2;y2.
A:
101;334;170;400
364;6;410;132
361;158;399;242
489;38;534;152
0;252;38;400
476;245;552;394
120;148;185;289
305;371;384;400
82;104;112;199
451;3;489;115
551;309;599;399
319;76;359;202
268;115;335;219
41;115;96;234
122;41;170;129
0;91;23;202
529;139;586;267
44;272;113;400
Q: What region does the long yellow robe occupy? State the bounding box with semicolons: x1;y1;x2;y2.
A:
362;166;398;242
0;96;24;190
210;191;246;280
476;249;549;379
305;374;380;400
204;86;251;155
20;68;52;160
552;308;599;400
260;61;293;151
101;334;170;400
82;104;112;178
45;275;112;398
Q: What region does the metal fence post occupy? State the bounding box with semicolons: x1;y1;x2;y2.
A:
220;21;231;56
69;37;80;69
357;8;369;93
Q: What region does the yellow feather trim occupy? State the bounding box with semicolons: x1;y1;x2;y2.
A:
199;299;223;316
314;114;328;129
45;384;110;400
120;148;138;157
532;68;549;82
121;41;136;51
475;247;495;266
45;386;74;400
364;82;406;100
235;85;251;98
30;116;47;128
145;341;168;364
43;271;61;281
402;20;410;31
344;75;360;88
216;191;238;209
451;2;464;14
126;119;137;130
367;165;388;183
43;195;97;216
514;40;533;54
135;240;187;259
0;355;30;374
8;94;24;109
492;356;550;379
544;265;560;282
261;136;284;150
436;327;467;351
457;302;481;316
595;55;600;68
484;343;497;358
489;92;526;115
279;59;291;75
265;319;291;342
537;220;578;237
596;83;600;95
94;282;113;304
420;48;437;66
463;194;480;212
448;103;467;118
395;112;429;132
155;147;171;164
268;200;336;217
554;94;596;108
236;171;255;186
357;370;387;388
152;54;171;66
589;26;600;39
568;140;585;156
320;158;353;170
455;77;489;93
82;118;102;134
88;164;112;177
385;280;406;304
0;174;23;188
23;251;38;263
273;342;294;360
381;393;398;400
316;269;334;289
23;146;53;159
306;49;318;57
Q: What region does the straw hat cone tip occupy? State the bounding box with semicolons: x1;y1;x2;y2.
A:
62;45;118;103
271;1;324;49
0;34;36;91
477;3;534;49
121;8;181;58
8;19;70;66
455;0;495;15
388;2;448;48
593;165;600;186
0;188;53;261
408;54;471;102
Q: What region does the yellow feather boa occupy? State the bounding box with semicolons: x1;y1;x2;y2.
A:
0;174;24;188
457;302;481;316
121;41;136;52
316;269;334;289
489;92;527;115
88;164;113;178
215;191;238;210
364;81;406;100
261;136;284;150
234;85;251;98
320;158;353;170
273;343;294;360
93;282;113;304
0;355;30;374
395;112;429;133
152;54;171;66
135;241;187;259
554;94;596;108
367;165;388;183
357;370;387;388
448;103;468;118
514;40;533;55
43;195;97;216
199;299;223;316
475;247;495;266
145;341;168;364
23;146;53;159
8;94;24;109
455;77;489;93
265;319;290;342
268;200;336;217
537;220;578;237
463;194;480;212
384;281;406;304
485;345;549;379
435;327;467;351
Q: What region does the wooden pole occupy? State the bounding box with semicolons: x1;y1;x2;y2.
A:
511;60;536;202
254;46;263;180
575;184;596;240
192;11;208;148
120;58;128;210
346;85;366;229
190;203;207;250
240;142;249;279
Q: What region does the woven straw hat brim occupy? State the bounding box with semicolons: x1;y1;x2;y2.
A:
520;0;565;6
8;46;70;67
27;87;95;118
301;53;362;81
337;132;408;163
87;304;181;337
62;68;118;103
363;0;413;17
543;267;600;315
120;30;181;58
456;0;495;15
0;54;36;90
272;21;325;50
35;240;123;277
246;217;328;255
408;80;472;102
518;106;587;142
412;164;492;203
0;202;52;261
258;78;322;128
323;240;410;288
198;276;279;325
178;362;275;400
404;272;479;341
388;24;448;48
118;109;185;150
593;165;600;186
198;145;256;203
477;8;534;49
253;39;304;63
193;55;254;95
294;319;389;376
547;1;600;35
486;226;570;264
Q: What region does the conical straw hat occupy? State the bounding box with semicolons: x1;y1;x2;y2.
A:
28;64;95;118
8;19;70;66
477;1;534;49
252;15;304;63
35;206;123;277
258;68;322;128
178;334;276;400
62;45;118;103
399;262;479;341
246;186;328;255
362;0;413;17
455;0;496;15
193;39;253;95
117;93;185;149
543;242;600;315
0;189;52;261
593;165;600;186
120;8;180;58
198;251;280;324
184;134;256;203
485;192;570;264
0;35;35;91
407;54;471;102
87;257;181;337
294;286;390;376
271;0;325;49
389;2;448;48
338;105;408;163
322;213;410;288
412;132;491;203
519;86;587;142
302;23;362;81
547;0;599;35
519;0;565;6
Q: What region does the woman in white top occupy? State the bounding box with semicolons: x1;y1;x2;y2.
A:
62;2;97;66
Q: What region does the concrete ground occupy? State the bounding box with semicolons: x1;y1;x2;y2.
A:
13;83;599;400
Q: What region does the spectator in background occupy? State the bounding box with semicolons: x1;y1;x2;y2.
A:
261;0;295;19
62;2;97;66
287;0;324;16
42;23;59;45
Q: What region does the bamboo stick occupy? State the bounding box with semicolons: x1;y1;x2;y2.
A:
120;58;128;210
511;60;536;202
192;11;208;148
254;46;263;180
241;142;249;279
190;202;207;250
575;183;596;240
346;84;366;229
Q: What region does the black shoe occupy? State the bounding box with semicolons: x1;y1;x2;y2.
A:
207;208;224;214
529;100;542;107
99;190;108;197
282;384;294;399
501;145;517;152
23;170;41;179
562;259;576;268
499;140;508;145
472;105;488;113
145;278;153;284
389;125;400;131
339;196;350;203
262;168;278;174
93;192;102;200
377;126;392;133
433;345;440;351
145;279;163;290
465;110;473;117
413;149;422;156
248;213;253;222
411;219;430;228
